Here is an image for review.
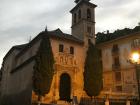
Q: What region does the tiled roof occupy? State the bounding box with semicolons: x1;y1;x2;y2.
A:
13;44;27;50
9;29;83;73
96;31;140;45
70;0;97;13
96;26;140;44
3;44;27;60
16;28;83;58
48;28;83;44
75;0;90;4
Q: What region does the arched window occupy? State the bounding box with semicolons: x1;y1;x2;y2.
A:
70;46;74;54
87;9;91;19
78;9;81;19
74;13;77;23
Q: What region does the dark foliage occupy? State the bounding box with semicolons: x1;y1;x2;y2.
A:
84;40;103;97
33;34;55;100
96;25;140;44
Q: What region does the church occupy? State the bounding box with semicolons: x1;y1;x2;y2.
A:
0;0;140;105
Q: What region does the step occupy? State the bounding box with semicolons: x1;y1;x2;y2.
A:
57;100;71;105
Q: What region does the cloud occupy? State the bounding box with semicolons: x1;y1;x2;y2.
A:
94;0;140;32
0;0;74;67
0;0;140;67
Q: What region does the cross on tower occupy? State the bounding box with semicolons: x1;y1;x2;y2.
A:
75;0;90;3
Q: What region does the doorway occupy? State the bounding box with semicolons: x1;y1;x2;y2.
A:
59;73;71;101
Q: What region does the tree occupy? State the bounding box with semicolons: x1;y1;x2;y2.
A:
33;33;55;104
84;40;103;102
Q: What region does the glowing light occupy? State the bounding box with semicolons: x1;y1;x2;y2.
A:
131;52;140;63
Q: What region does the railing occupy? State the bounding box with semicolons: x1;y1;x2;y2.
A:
112;64;121;71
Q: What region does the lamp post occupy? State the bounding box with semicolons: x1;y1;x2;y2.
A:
129;52;140;104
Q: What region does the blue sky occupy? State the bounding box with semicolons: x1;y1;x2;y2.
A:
0;0;140;67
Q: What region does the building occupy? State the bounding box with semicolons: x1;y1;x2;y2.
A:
97;31;140;101
0;0;140;105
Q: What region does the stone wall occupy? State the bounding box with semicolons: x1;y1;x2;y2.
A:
98;34;140;96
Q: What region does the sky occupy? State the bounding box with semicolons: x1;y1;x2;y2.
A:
0;0;140;67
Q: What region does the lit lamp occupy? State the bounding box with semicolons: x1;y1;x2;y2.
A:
130;52;140;64
129;52;140;104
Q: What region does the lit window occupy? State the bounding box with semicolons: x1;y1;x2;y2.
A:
59;44;64;52
70;46;74;54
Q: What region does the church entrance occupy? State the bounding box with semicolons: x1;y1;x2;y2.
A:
59;73;71;101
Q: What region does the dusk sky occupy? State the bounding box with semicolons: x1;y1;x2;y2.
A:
0;0;140;67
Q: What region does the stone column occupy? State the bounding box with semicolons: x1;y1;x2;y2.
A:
105;99;109;105
126;100;130;105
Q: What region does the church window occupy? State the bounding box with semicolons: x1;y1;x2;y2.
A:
74;13;77;23
87;9;91;19
70;46;74;54
59;44;64;52
87;26;91;33
78;9;81;19
116;86;122;91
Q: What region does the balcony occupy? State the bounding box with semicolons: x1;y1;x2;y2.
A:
112;44;119;56
112;63;121;71
112;48;119;56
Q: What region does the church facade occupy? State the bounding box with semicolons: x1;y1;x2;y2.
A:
0;0;140;105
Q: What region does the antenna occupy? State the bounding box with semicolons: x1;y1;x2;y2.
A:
45;26;48;32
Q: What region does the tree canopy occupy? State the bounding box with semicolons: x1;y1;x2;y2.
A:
96;25;140;44
33;33;55;100
84;40;103;97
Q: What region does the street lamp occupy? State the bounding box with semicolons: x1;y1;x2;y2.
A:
129;51;140;104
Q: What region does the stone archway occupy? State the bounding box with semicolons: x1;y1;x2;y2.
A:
59;73;71;101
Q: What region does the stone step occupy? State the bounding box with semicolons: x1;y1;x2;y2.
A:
57;100;71;105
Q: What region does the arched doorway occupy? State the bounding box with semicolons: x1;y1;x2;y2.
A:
59;73;71;101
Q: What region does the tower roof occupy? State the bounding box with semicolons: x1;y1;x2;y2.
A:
75;0;90;4
70;0;97;13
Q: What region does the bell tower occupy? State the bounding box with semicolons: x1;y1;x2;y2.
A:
70;0;97;44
